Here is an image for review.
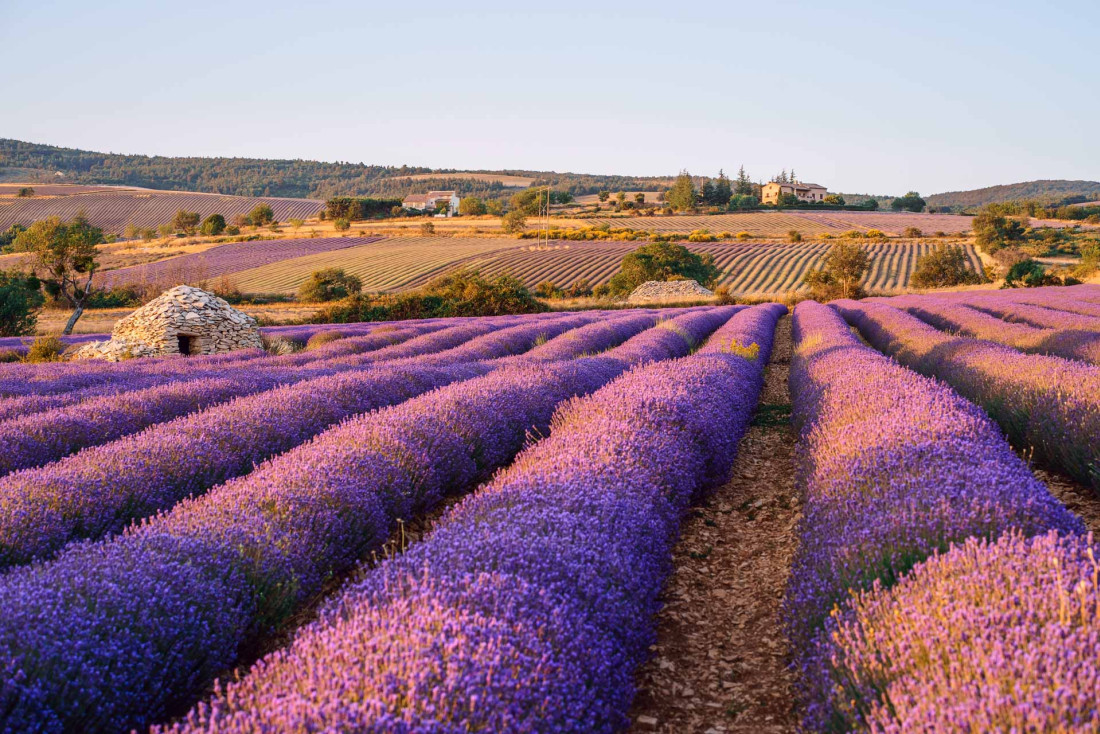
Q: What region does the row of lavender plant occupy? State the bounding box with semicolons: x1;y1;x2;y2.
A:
0;316;487;406
834;299;1100;489
0;314;552;475
935;283;1100;321
0;320;461;421
819;528;1100;730
874;294;1100;365
0;313;627;569
161;304;784;734
784;301;1083;730
0;306;737;733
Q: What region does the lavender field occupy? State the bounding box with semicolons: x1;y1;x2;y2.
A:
1;286;1099;732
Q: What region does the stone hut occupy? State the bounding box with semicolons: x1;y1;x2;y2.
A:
72;285;262;361
627;279;715;304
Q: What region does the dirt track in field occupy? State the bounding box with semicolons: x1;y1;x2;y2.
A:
627;316;800;734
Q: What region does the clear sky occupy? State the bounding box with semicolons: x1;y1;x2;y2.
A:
1;0;1096;195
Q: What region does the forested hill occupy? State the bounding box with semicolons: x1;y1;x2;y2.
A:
0;139;669;201
927;180;1100;210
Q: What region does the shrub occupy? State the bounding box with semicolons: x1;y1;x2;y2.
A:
788;230;803;243
248;204;275;227
865;229;886;240
419;222;435;236
225;225;240;236
298;268;363;303
714;284;735;304
903;226;923;238
172;210;201;235
563;278;593;298
687;229;717;243
605;241;720;296
501;210;527;234
802;242;870;301
333;218;351;232
0;271;44;337
534;280;563;299
458;197;487;216
0;349;20;363
261;335;300;355
973;209;1027;252
1003;259;1061;288
736;231;752;240
910;245;984;289
304;330;346;351
313;269;545;323
200;214;226;236
24;335;64;363
86;285;143;309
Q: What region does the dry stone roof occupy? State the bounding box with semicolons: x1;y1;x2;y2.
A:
72;285;261;361
627;279;715;304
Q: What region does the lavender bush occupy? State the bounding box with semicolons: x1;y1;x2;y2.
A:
787;301;1083;730
159;304;783;733
0;307;737;732
834;299;1100;489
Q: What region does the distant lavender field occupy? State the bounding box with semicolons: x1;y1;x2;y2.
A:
100;237;383;289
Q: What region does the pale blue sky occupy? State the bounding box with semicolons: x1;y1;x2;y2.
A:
1;0;1096;195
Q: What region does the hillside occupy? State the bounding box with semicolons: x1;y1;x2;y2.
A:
0;138;669;201
927;180;1100;210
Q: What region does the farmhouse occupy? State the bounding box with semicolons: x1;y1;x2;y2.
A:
72;285;262;361
761;180;828;205
402;190;460;215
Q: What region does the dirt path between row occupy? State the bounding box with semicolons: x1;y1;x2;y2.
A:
627;315;800;734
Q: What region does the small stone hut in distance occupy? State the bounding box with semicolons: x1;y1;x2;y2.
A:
73;285;262;361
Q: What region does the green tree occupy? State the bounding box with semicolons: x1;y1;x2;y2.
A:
606;241;719;295
200;213;226;236
972;208;1027;252
510;189;544;216
802;242;870;300
1004;259;1060;288
0;224;27;253
248;204;275;227
534;280;562;299
0;270;44;336
14;213;102;334
502;210;527;234
728;194;758;210
701;180;716;206
891;191;926;213
16;187;34;198
910;245;984;289
597;190;610;203
667;170;697;212
172;209;201;235
713;170;732;205
823;194;846;206
734;165;753;196
458;197;487;216
297;267;363;303
865;198;879;211
634;193;646;204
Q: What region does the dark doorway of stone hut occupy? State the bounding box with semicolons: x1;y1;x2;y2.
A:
177;334;195;355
